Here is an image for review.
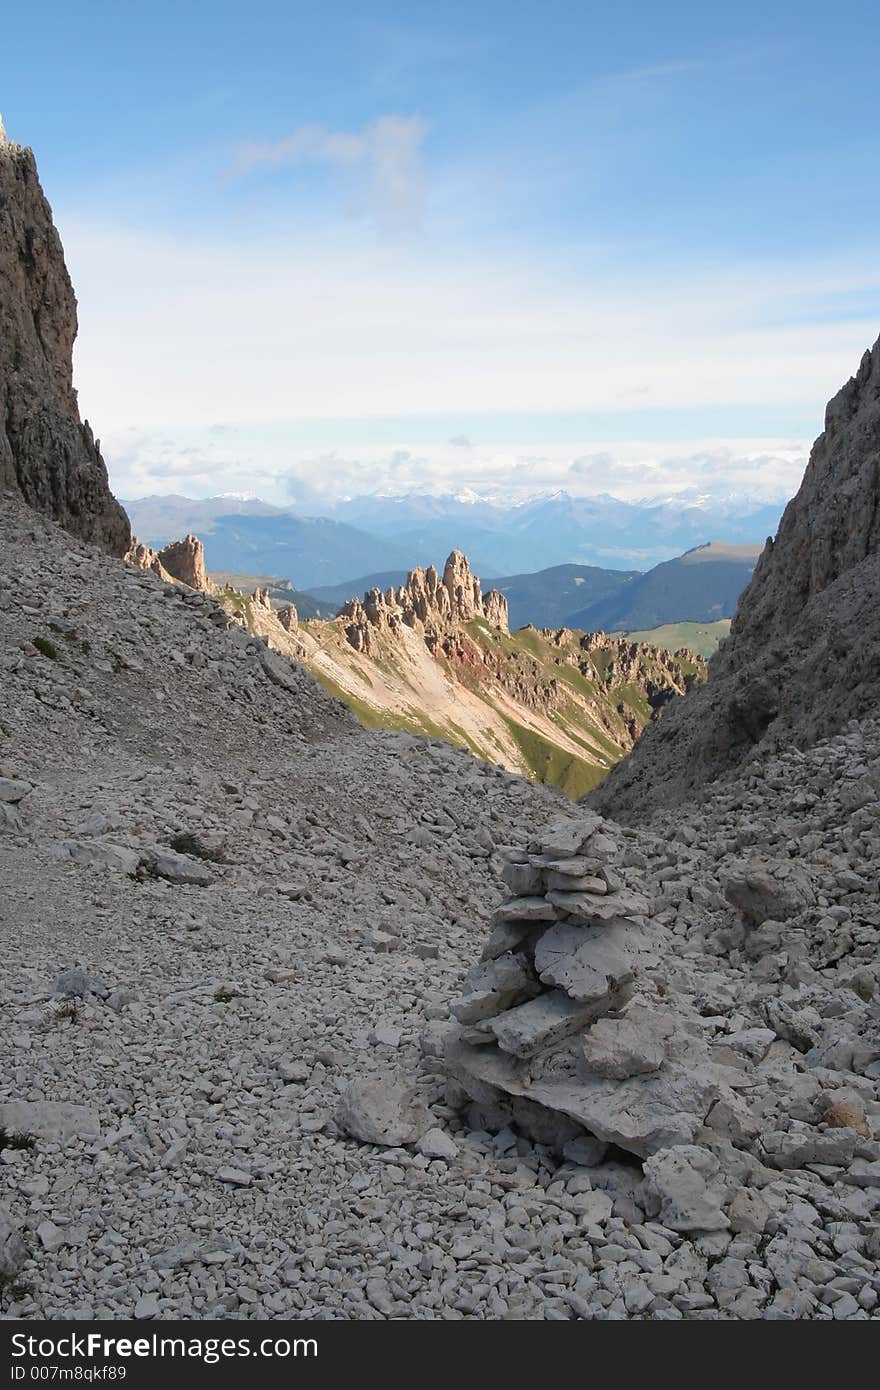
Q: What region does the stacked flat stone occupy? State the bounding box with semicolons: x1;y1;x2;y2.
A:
445;811;731;1158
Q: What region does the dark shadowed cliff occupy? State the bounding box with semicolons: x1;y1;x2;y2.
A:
0;126;129;554
590;332;880;821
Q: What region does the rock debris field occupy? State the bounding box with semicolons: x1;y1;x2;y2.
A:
1;498;879;1320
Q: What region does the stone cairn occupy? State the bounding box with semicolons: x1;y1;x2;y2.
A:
444;810;730;1160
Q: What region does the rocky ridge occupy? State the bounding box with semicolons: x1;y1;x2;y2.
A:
592;332;880;822
339;550;510;656
0;127;130;555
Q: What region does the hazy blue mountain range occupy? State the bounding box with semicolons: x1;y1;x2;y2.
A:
122;494;285;538
321;489;782;572
123;490;778;594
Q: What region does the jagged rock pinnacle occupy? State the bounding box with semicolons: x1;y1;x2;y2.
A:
126;533;215;593
339;550;510;655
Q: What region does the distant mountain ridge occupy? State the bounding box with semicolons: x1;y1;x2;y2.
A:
323;488;783;572
309;570;412;609
124;489;783;590
206;571;337;620
564;541;762;632
490;564;639;631
309;561;639;628
124;496;417;591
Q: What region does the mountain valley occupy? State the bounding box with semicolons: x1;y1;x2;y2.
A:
2;127;880;1327
204;550;705;798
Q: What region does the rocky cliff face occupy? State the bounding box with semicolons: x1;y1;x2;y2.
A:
591;332;880;822
339;550;509;655
0;127;130;554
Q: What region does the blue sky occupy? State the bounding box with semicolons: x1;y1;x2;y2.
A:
2;1;879;505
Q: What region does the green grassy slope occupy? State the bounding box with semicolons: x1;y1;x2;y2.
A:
622;619;731;659
225;587;706;800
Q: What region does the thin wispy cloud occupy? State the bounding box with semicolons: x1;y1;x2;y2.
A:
232;115;427;230
103;424;810;512
64;210;880;433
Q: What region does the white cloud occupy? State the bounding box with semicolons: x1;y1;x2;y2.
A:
58;209;878;507
63;214;880;434
104;427;809;511
232;115;426;230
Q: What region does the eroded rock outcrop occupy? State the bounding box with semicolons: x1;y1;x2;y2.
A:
125;539;175;585
339;550;509;656
0;126;130;555
591;332;880;821
155;534;209;591
126;534;215;593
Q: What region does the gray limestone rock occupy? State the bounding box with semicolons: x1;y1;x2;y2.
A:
0;803;23;832
562;1133;610;1166
493;896;559;923
726;1188;772;1235
147;848;215;886
546;871;608;894
590;332;880;822
721;860;815;924
0;1100;100;1142
52;840;141;875
53;968;109;1000
0;1207;27;1279
0;778;32;803
642;1146;731;1233
534;920;656;1005
539;814;603;857
581;1007;672;1079
446;1031;720;1157
545;887;651;923
416;1127;459;1161
484;990;604;1058
452;951;534;1023
500;861;544;896
336;1075;429;1147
